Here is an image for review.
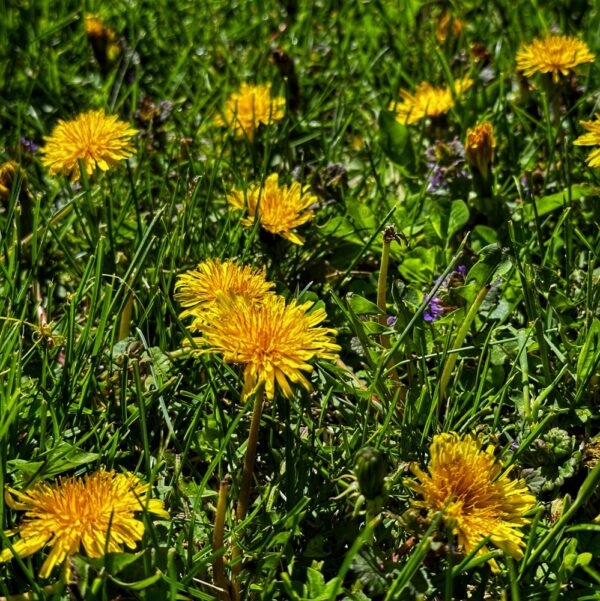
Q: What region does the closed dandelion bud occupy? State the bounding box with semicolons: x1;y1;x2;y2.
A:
354;447;387;500
465;122;496;178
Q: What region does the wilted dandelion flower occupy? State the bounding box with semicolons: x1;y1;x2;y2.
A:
84;13;121;65
198;293;340;399
175;258;274;330
574;114;600;168
227;173;317;244
389;78;473;125
465;122;496;177
0;161;27;203
516;35;595;83
0;470;168;579
40;109;137;181
215;83;285;139
436;11;464;44
406;432;535;569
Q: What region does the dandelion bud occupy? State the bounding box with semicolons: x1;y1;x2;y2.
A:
354;447;387;501
465;122;496;178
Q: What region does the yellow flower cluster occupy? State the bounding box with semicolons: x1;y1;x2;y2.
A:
40;109;137;181
215;83;285;139
176;258;340;400
407;432;535;571
516;34;595;82
227;173;317;245
0;471;168;580
389;78;473;125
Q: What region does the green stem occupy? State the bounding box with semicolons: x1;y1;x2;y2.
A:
439;285;489;402
231;385;265;600
118;293;134;341
377;234;391;342
213;477;232;601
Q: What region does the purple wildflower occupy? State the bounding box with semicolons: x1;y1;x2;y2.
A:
20;137;38;154
424;138;470;194
423;265;467;322
386;315;397;326
423;295;446;322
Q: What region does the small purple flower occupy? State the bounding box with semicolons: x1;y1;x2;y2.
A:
422;265;467;323
424;138;470;194
511;439;520;452
386;315;397;326
20;137;38;154
423;295;446;322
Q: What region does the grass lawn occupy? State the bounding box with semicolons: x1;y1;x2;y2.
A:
1;1;600;599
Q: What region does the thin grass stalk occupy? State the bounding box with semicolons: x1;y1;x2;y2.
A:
439;284;489;403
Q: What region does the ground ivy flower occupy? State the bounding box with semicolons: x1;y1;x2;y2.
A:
406;432;536;570
574;114;600;168
389;78;473;125
465;122;496;178
40;109;137;181
0;470;168;580
215;83;285;139
227;173;317;244
197;293;340;400
423;265;467;322
175;258;274;331
424;138;469;194
516;35;595;82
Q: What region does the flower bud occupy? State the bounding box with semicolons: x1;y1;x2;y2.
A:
353;447;387;500
465;122;496;178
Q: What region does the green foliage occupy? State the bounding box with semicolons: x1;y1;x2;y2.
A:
1;0;600;599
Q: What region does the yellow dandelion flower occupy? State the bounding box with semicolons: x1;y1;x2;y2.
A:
389;78;473;125
40;109;137;181
516;35;595;83
0;470;168;579
197;293;340;400
174;258;274;331
406;432;535;570
215;83;285;139
574;114;600;168
465;121;496;177
227;173;316;245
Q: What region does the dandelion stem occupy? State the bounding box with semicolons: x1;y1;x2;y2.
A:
118;293;134;341
213;477;232;601
377;226;402;389
231;385;266;600
377;228;392;345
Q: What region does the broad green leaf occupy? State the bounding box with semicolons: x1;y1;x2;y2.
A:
447;199;469;240
576;318;600;386
378;109;415;169
523;184;594;220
